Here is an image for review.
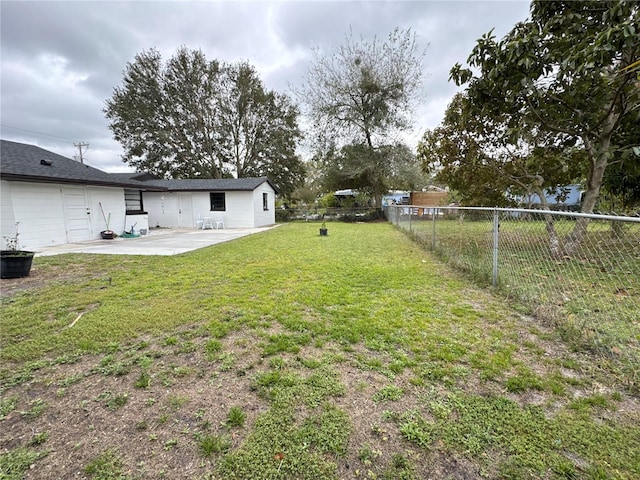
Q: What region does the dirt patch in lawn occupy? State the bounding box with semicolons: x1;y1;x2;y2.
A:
1;259;108;300
1;328;490;479
1;267;55;299
1;327;270;479
2;316;638;479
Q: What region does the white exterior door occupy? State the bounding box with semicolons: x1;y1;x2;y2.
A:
62;187;92;242
178;193;194;228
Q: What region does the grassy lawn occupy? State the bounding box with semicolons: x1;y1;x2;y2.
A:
1;222;639;479
407;215;640;388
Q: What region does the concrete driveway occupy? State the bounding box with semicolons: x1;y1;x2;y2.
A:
35;226;278;257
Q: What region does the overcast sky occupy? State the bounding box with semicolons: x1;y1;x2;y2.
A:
1;0;531;173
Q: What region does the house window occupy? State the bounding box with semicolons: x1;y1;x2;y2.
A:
263;193;269;211
124;189;144;213
210;192;226;211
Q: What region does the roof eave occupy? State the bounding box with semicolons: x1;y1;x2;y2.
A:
0;173;168;191
164;187;256;192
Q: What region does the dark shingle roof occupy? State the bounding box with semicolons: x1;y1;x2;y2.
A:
142;177;278;193
0;140;164;190
1;140;277;193
109;172;160;182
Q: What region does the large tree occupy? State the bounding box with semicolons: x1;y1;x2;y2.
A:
213;61;305;197
317;142;426;206
161;48;223;178
105;47;304;196
447;0;639;254
301;28;426;206
418;93;582;207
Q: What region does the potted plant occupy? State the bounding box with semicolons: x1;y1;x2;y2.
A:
99;202;116;239
1;222;35;279
319;221;328;236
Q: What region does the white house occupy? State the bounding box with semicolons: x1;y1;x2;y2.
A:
1;140;279;250
0;140;161;250
138;177;278;229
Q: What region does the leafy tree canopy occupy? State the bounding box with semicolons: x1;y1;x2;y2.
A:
418;93;583;207
431;0;638;255
601;108;640;211
447;0;639;215
105;47;305;197
300;28;426;205
316;142;427;206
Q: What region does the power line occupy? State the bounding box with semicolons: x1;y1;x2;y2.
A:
0;124;76;143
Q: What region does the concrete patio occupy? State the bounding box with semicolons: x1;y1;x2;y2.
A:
35;226;279;257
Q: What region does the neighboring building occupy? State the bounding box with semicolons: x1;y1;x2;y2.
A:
0;140;161;250
410;186;448;206
517;184;584;211
382;187;448;207
382;191;410;205
1;140;278;250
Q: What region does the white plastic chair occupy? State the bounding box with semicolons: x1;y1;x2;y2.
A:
215;220;224;229
195;215;204;229
202;217;214;230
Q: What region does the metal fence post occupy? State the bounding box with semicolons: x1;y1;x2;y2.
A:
408;207;412;233
432;208;437;251
492;208;499;287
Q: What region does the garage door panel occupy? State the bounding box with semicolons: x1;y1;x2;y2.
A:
9;183;66;249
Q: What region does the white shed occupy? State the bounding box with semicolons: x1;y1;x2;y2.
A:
140;177;278;229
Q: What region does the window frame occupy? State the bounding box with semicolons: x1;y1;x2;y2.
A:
263;192;269;211
124;189;145;214
210;192;226;212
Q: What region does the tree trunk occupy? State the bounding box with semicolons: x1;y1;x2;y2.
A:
373;192;383;209
533;185;564;258
563;110;617;255
365;140;385;209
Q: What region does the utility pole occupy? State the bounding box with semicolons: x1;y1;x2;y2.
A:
73;142;89;163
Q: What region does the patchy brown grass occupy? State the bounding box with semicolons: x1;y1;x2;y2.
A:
2;317;638;479
1;223;638;479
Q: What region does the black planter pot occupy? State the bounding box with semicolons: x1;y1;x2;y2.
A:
1;250;35;279
319;228;328;236
100;230;116;240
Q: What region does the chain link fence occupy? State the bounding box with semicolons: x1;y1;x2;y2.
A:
277;207;383;223
387;205;640;390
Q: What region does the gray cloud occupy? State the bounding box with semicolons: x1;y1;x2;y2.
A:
1;0;531;173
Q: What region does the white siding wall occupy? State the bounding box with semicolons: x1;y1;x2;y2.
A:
144;192;180;228
0;181;127;250
191;193;212;224
145;192;197;228
125;214;149;234
225;191;254;228
144;190;261;228
180;191;254;228
1;181;17;248
252;182;276;227
2;181;66;249
189;192;227;227
87;186;126;235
